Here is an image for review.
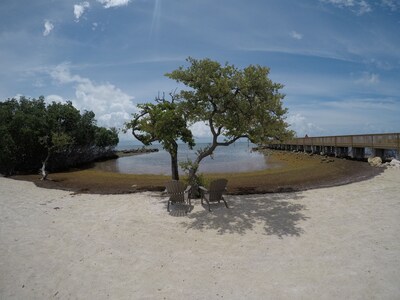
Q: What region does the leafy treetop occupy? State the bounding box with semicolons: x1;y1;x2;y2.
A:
165;57;293;169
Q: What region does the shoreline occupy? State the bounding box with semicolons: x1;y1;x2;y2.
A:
11;150;383;195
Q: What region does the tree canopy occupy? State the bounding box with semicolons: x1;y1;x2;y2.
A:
125;96;194;180
124;57;292;187
0;96;119;176
165;57;293;182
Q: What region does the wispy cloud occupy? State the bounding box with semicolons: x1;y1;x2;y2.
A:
74;2;90;22
321;0;372;15
287;95;400;135
150;0;162;38
43;20;54;36
290;31;303;40
97;0;131;8
323;97;398;110
381;0;400;11
355;72;380;85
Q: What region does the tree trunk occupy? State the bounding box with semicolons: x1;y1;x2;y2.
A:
188;166;198;186
188;166;200;198
169;141;179;180
40;152;51;180
187;133;244;192
170;152;179;180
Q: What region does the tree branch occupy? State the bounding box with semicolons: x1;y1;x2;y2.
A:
216;135;248;147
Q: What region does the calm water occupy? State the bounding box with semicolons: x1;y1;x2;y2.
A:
94;142;270;175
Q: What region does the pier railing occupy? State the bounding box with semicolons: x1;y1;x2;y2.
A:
267;133;400;159
279;133;400;150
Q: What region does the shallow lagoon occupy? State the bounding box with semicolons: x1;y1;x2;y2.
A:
94;142;269;175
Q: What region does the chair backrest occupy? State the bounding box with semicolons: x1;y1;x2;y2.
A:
165;180;185;203
209;179;228;202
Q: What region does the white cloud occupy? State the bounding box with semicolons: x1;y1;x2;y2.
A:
287;113;324;137
43;20;54;36
355;72;380;85
50;64;88;84
74;2;90;21
290;31;303;40
321;0;372;14
189;121;211;138
97;0;131;8
381;0;400;11
358;0;372;14
50;63;137;128
323;0;400;13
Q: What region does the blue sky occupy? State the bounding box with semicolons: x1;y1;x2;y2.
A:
1;0;399;142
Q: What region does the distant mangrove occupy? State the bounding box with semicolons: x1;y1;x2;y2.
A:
0;96;119;177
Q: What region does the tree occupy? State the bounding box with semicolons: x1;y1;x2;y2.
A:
95;127;119;148
125;96;195;180
39;132;74;180
166;57;293;185
0;96;119;176
39;101;82;179
1;97;48;172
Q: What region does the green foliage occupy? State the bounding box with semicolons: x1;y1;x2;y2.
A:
0;96;119;175
179;159;209;197
126;99;195;152
179;159;199;175
0;96;48;172
165;57;294;181
166;57;294;145
95;127;119;148
125;97;195;180
0;127;17;174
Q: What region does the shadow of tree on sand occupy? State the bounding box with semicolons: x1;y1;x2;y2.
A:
180;193;309;238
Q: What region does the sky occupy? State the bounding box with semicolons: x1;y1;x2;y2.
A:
1;0;399;142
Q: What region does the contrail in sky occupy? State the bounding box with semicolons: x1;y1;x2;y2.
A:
150;0;161;38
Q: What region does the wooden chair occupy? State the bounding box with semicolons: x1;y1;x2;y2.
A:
165;180;191;212
199;179;229;212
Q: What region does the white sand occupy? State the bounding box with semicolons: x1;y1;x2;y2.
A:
1;169;400;299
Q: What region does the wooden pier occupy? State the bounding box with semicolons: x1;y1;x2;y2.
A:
266;133;400;159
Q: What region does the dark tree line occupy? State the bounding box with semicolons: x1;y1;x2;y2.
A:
0;96;119;176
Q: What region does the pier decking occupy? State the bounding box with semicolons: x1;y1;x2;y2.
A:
267;133;400;159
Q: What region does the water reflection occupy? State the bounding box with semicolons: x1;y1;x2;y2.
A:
93;142;270;175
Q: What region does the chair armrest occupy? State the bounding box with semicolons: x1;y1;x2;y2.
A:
199;186;208;193
184;185;192;193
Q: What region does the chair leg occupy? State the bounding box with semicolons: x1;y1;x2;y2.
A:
222;198;229;208
204;199;211;212
167;200;170;212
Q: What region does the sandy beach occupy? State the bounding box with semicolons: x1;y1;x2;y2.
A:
1;168;400;299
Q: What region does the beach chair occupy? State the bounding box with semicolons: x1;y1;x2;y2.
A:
199;179;229;212
165;180;191;212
